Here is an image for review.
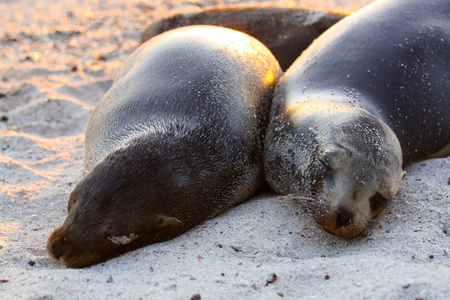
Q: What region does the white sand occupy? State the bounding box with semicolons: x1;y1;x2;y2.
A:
0;0;449;299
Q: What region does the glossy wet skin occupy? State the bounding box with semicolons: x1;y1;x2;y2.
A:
264;0;449;238
46;26;282;268
265;102;404;238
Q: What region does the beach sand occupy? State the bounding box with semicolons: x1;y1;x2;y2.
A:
0;0;449;299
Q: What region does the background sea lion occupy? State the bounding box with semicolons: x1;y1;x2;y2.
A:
141;5;348;71
47;25;282;268
264;0;449;238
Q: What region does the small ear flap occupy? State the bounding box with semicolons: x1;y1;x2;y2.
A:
158;215;183;228
67;190;78;212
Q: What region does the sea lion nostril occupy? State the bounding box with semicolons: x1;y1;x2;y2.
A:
49;242;65;260
335;208;354;227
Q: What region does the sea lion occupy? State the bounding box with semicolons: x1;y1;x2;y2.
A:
141;5;348;71
264;0;449;238
47;25;282;268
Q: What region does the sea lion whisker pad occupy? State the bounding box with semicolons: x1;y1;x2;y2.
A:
47;25;282;268
264;0;449;238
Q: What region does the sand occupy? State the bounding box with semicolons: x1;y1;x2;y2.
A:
0;0;449;299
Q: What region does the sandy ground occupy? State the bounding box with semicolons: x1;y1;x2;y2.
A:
0;0;449;299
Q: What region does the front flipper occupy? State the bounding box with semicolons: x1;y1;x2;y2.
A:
142;5;348;70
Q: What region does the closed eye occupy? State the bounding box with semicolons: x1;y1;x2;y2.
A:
318;158;332;171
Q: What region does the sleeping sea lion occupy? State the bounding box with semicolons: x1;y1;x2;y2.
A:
47;25;282;268
141;5;348;71
264;0;449;238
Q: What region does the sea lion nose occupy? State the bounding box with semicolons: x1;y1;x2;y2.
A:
335;207;353;227
49;241;64;260
47;235;65;260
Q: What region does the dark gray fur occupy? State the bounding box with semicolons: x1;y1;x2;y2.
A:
47;26;282;268
264;0;449;237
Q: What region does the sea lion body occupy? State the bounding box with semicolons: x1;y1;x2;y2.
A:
47;25;282;268
264;0;449;238
142;6;347;71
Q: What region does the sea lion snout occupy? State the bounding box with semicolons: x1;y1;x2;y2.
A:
314;195;369;239
47;222;121;268
335;207;354;227
47;226;87;267
313;162;400;239
47;229;65;260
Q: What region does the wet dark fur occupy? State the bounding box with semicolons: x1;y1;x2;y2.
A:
47;26;282;268
264;0;449;238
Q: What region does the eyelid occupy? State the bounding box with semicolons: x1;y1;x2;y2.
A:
318;158;332;171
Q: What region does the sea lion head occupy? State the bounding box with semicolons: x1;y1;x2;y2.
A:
274;101;404;238
47;140;188;268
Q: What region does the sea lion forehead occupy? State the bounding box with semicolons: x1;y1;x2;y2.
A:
284;99;359;119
